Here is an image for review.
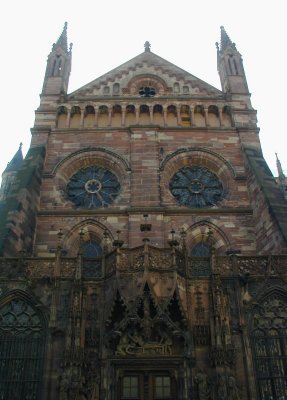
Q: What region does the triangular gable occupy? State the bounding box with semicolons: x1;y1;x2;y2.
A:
68;51;222;99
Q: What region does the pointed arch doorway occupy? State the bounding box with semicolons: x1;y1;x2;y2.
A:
106;286;191;399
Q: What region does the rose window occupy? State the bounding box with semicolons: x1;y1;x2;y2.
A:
169;166;224;208
67;166;120;208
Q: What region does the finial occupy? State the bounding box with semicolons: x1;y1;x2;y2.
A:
180;227;187;239
144;41;151;52
140;214;152;232
219;26;237;52
54;22;69;52
4;141;24;172
113;230;124;248
207;227;213;242
57;228;63;250
276;152;285;179
168;228;179;247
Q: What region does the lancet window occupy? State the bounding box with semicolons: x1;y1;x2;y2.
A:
0;298;46;399
251;294;287;400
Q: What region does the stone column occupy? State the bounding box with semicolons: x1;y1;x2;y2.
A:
108;106;112;126
135;106;140;124
189;106;193;127
121;107;126;126
66;109;71;127
163;106;167;126
149;106;154;124
204;107;209;127
94;106;98;127
80;108;84;128
177;107;181;126
219;108;223;127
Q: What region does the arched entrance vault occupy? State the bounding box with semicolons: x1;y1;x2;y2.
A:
104;284;192;399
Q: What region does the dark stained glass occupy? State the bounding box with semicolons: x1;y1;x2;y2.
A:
67;166;120;208
82;240;103;278
169;166;224;208
139;86;156;97
251;295;287;399
0;299;45;399
83;240;102;258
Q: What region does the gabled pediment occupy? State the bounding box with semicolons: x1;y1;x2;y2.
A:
68;51;222;99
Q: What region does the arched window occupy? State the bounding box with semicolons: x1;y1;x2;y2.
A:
83;239;103;258
183;85;189;94
82;240;103;278
191;242;210;257
56;106;67;128
0;297;46;399
173;82;180;94
103;86;110;95
191;242;211;276
113;83;120;95
51;58;57;76
57;58;62;76
251;294;287;399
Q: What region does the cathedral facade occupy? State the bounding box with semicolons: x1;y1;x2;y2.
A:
0;24;287;400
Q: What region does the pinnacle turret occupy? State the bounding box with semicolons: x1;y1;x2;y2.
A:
4;143;23;173
276;153;287;200
219;26;237;52
276;153;285;179
216;26;249;97
0;143;24;201
41;22;72;96
53;22;69;53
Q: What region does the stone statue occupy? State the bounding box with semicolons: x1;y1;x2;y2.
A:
217;374;227;400
228;375;240;400
144;41;151;52
194;369;211;400
59;369;71;400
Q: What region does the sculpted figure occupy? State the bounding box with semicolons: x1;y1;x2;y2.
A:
194;369;211;400
217;374;227;400
59;369;71;400
228;375;240;400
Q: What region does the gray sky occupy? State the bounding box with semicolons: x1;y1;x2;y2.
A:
1;0;286;180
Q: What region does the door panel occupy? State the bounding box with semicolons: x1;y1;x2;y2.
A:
119;371;176;400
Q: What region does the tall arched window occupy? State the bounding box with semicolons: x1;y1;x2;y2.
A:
0;297;46;399
82;240;103;278
83;239;103;258
191;242;210;257
251;294;287;399
191;242;211;276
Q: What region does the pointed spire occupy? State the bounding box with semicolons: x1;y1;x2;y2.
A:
276;153;287;199
219;26;237;52
276;153;286;179
53;22;68;52
4;143;23;173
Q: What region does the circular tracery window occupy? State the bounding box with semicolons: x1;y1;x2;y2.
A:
139;86;156;97
169;166;224;208
67;166;120;208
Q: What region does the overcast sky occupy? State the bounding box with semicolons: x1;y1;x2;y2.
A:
0;0;286;182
